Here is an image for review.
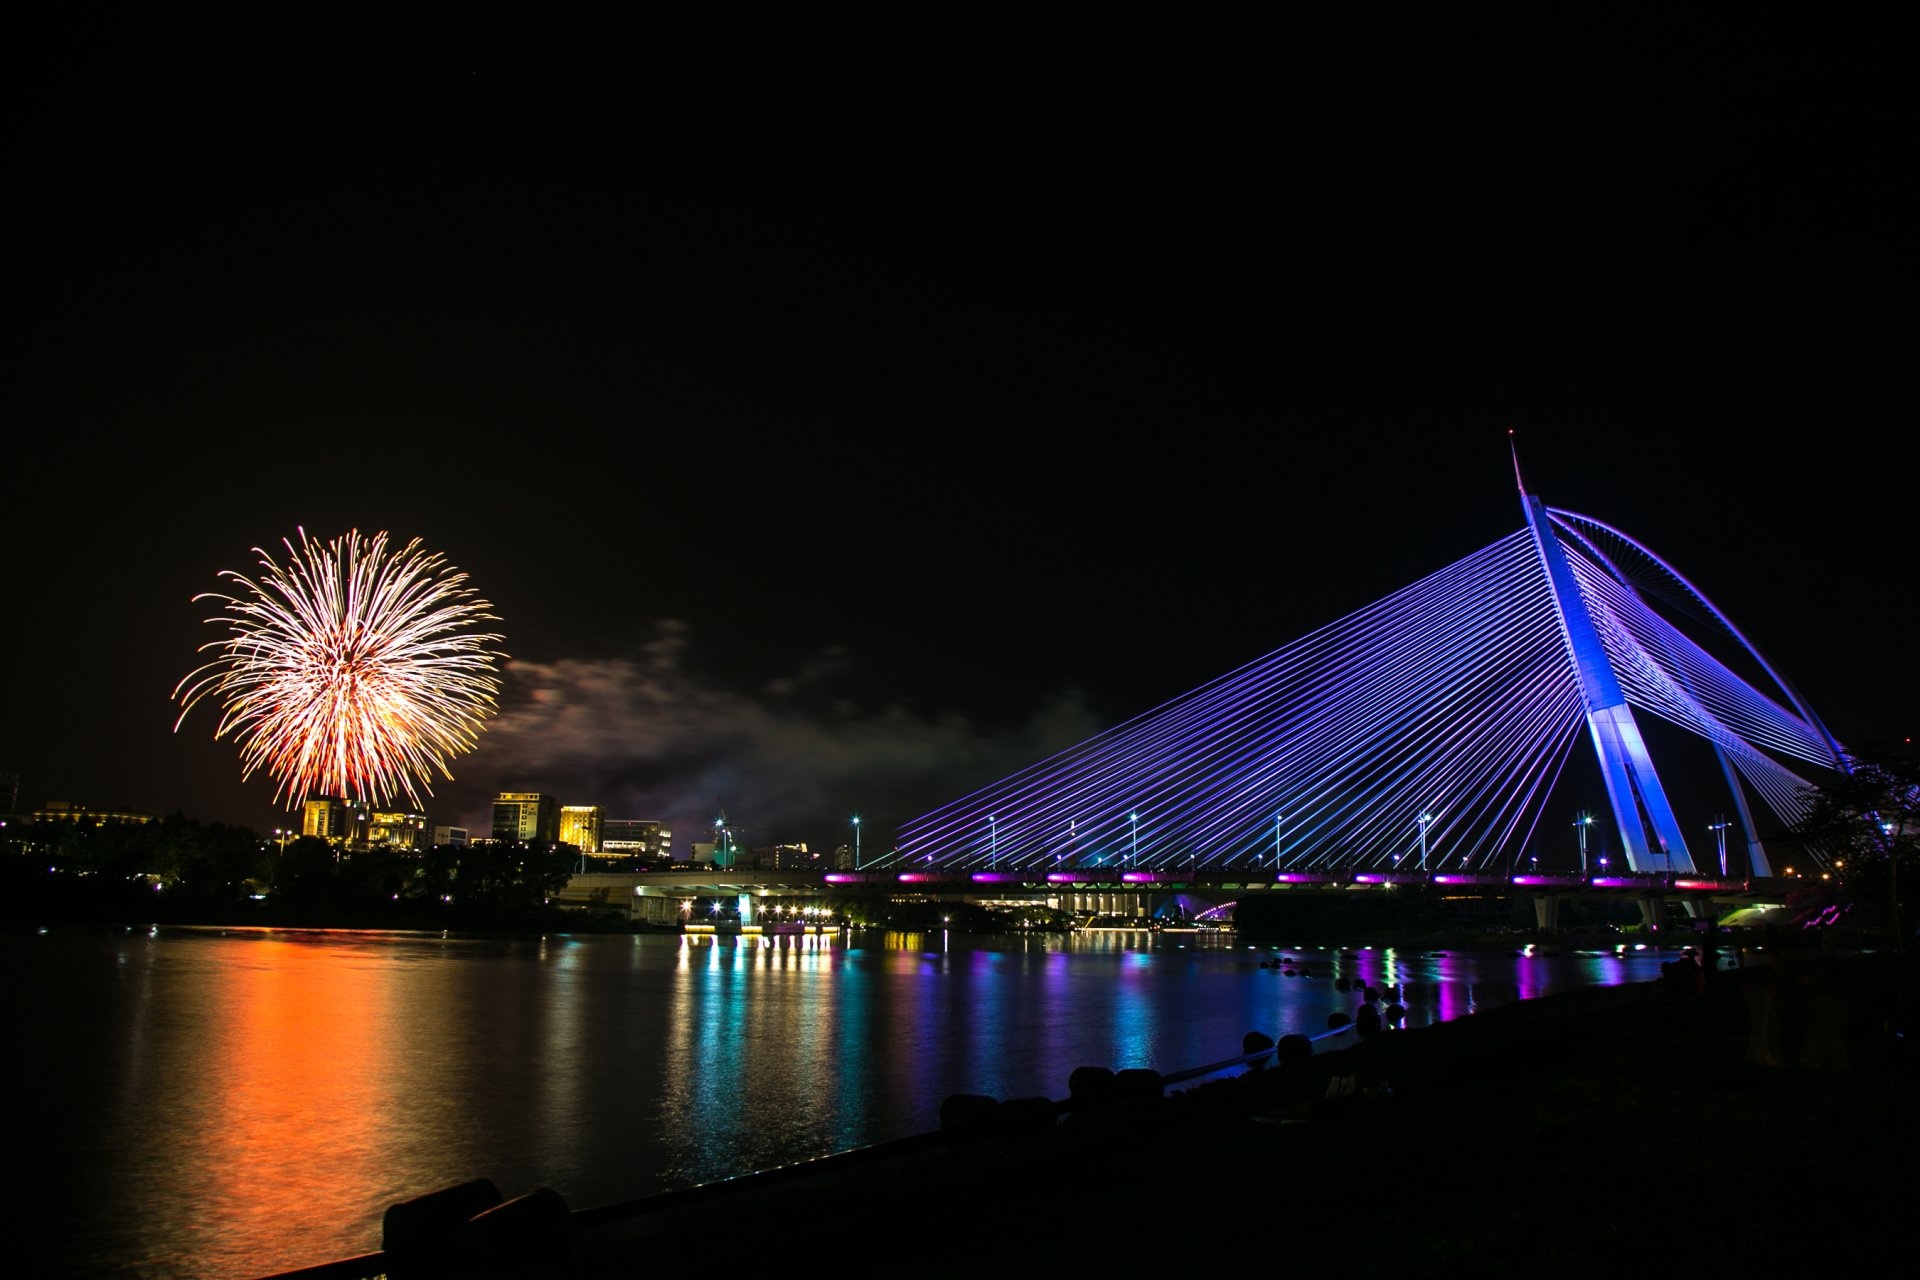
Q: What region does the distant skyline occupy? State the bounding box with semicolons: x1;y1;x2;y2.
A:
9;19;1912;855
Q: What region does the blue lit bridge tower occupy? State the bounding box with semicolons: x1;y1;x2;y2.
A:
889;448;1849;880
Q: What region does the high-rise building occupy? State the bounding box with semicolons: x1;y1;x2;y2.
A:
303;796;349;842
492;792;559;844
558;805;603;854
769;843;817;870
602;819;672;864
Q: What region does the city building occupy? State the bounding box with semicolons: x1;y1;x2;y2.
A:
366;809;429;852
31;801;156;826
558;805;603;855
602;819;672;864
492;792;559;844
432;825;470;848
302;797;350;843
769;843;818;870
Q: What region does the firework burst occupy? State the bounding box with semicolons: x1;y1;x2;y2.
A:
174;528;507;809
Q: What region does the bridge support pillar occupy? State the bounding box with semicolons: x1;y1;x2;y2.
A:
1682;898;1711;921
1639;895;1669;933
1531;896;1560;934
636;895;683;926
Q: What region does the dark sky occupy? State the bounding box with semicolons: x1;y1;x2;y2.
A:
9;15;1913;855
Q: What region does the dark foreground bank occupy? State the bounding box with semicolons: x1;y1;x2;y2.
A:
271;949;1912;1279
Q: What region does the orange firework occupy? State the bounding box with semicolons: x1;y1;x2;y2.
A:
174;528;507;809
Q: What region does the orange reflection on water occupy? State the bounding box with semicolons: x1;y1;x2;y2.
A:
162;931;410;1279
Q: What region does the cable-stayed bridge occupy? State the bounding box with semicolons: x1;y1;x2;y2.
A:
883;469;1847;883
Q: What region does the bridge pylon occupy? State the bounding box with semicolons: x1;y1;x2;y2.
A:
1522;493;1695;874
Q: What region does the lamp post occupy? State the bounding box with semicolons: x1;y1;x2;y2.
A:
1708;817;1731;878
1417;810;1433;872
1575;811;1593;874
1882;822;1902;965
852;815;861;870
988;814;997;869
1130;811;1139;865
1274;812;1282;869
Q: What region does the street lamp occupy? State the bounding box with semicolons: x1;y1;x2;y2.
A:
1574;811;1594;874
1417;810;1433;872
1130;811;1139;864
851;815;861;870
1274;812;1282;869
1708;816;1731;877
988;814;997;869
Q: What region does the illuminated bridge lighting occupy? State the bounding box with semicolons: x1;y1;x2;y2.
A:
879;490;1845;881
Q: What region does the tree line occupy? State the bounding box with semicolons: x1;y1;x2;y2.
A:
1;813;577;929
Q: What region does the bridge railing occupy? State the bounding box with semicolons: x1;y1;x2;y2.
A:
821;868;1753;891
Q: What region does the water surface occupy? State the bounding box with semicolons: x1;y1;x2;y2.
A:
17;924;1675;1278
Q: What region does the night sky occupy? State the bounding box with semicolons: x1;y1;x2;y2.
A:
10;16;1913;856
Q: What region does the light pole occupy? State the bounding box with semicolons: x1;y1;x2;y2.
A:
1417;810;1433;872
988;814;997;869
852;815;861;870
1708;817;1731;877
1575;811;1594;874
1130;811;1139;865
1274;812;1282;869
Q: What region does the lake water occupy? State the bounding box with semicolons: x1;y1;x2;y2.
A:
17;924;1678;1278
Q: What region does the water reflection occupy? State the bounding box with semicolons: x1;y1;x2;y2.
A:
21;926;1680;1279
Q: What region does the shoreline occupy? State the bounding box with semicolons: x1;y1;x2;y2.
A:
559;947;1910;1273
258;946;1911;1278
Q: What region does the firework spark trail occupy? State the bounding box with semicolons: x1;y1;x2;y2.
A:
174;528;507;809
